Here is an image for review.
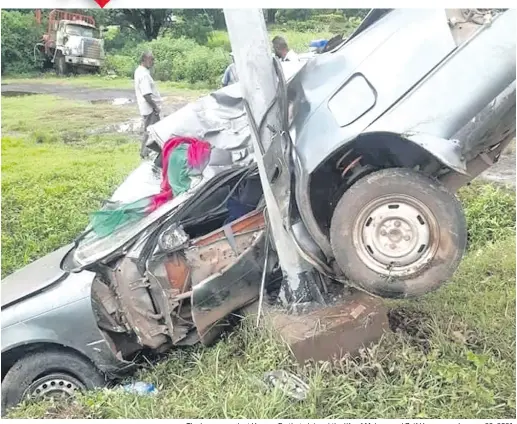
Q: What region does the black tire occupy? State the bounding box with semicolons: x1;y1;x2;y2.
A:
1;349;106;413
330;168;467;299
55;53;68;76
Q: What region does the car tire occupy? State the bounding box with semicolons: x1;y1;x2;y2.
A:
1;349;106;413
330;168;467;298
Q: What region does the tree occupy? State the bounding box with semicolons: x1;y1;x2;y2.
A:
108;9;174;41
275;9;314;24
167;9;216;44
342;9;370;19
1;10;41;74
264;9;277;24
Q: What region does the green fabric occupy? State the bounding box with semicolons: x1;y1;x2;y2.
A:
90;197;150;238
167;144;192;196
89;144;194;238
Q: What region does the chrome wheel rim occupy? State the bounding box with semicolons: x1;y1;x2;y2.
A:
26;374;83;401
352;194;439;277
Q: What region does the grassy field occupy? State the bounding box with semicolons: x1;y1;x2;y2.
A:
0;94;142;277
2;91;516;418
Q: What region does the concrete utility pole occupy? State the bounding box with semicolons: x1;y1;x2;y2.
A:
224;9;321;308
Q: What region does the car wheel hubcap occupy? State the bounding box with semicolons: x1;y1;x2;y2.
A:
352;194;439;277
26;374;83;401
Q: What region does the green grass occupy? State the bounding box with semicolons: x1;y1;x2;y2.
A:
7;231;516;418
1;92;516;418
1;136;139;278
1;94;142;277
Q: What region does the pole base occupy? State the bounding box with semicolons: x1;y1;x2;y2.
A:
245;289;389;363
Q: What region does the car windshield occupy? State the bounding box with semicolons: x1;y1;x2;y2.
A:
66;24;98;38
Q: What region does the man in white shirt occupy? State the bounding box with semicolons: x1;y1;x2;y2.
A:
134;51;162;158
272;36;300;62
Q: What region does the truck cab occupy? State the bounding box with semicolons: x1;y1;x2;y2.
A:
36;10;105;75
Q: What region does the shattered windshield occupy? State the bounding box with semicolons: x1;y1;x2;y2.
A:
66;24;98;38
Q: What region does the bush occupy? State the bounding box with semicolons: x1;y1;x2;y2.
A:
272;15;360;35
275;9;314;24
166;13;213;45
179;46;229;85
103;54;135;77
312;13;346;24
458;183;516;250
266;29;333;53
103;36;230;87
1;10;41;74
103;26;146;53
206;30;231;52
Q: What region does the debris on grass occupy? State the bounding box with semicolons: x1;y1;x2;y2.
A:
263;370;309;401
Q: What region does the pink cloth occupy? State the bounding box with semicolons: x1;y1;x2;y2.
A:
147;137;211;213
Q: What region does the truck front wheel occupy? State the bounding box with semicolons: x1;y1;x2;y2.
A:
330;168;467;298
55;53;69;76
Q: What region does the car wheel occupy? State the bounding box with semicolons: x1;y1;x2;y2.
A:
1;350;106;413
330;168;467;298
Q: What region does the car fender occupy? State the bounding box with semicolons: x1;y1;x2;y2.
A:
1;272;129;375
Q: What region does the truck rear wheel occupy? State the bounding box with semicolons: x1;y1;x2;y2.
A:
55;53;68;76
330;168;467;298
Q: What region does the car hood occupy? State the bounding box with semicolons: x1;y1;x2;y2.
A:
1;244;73;309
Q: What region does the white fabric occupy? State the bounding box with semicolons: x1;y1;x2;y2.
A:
284;49;300;62
134;65;162;116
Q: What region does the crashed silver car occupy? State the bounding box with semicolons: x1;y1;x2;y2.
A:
2;8;515;411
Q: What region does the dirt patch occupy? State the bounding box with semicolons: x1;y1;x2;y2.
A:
1;91;38;97
1;82;191;139
90;98;134;106
1;82;136;103
1;84;192;112
388;307;432;353
88;118;143;135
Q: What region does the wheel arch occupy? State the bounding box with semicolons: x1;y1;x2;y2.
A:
1;342;98;382
329;167;467;298
300;131;454;259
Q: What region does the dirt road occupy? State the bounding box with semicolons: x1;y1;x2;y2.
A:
1;81;188;117
2;82;136;102
2;81;515;187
